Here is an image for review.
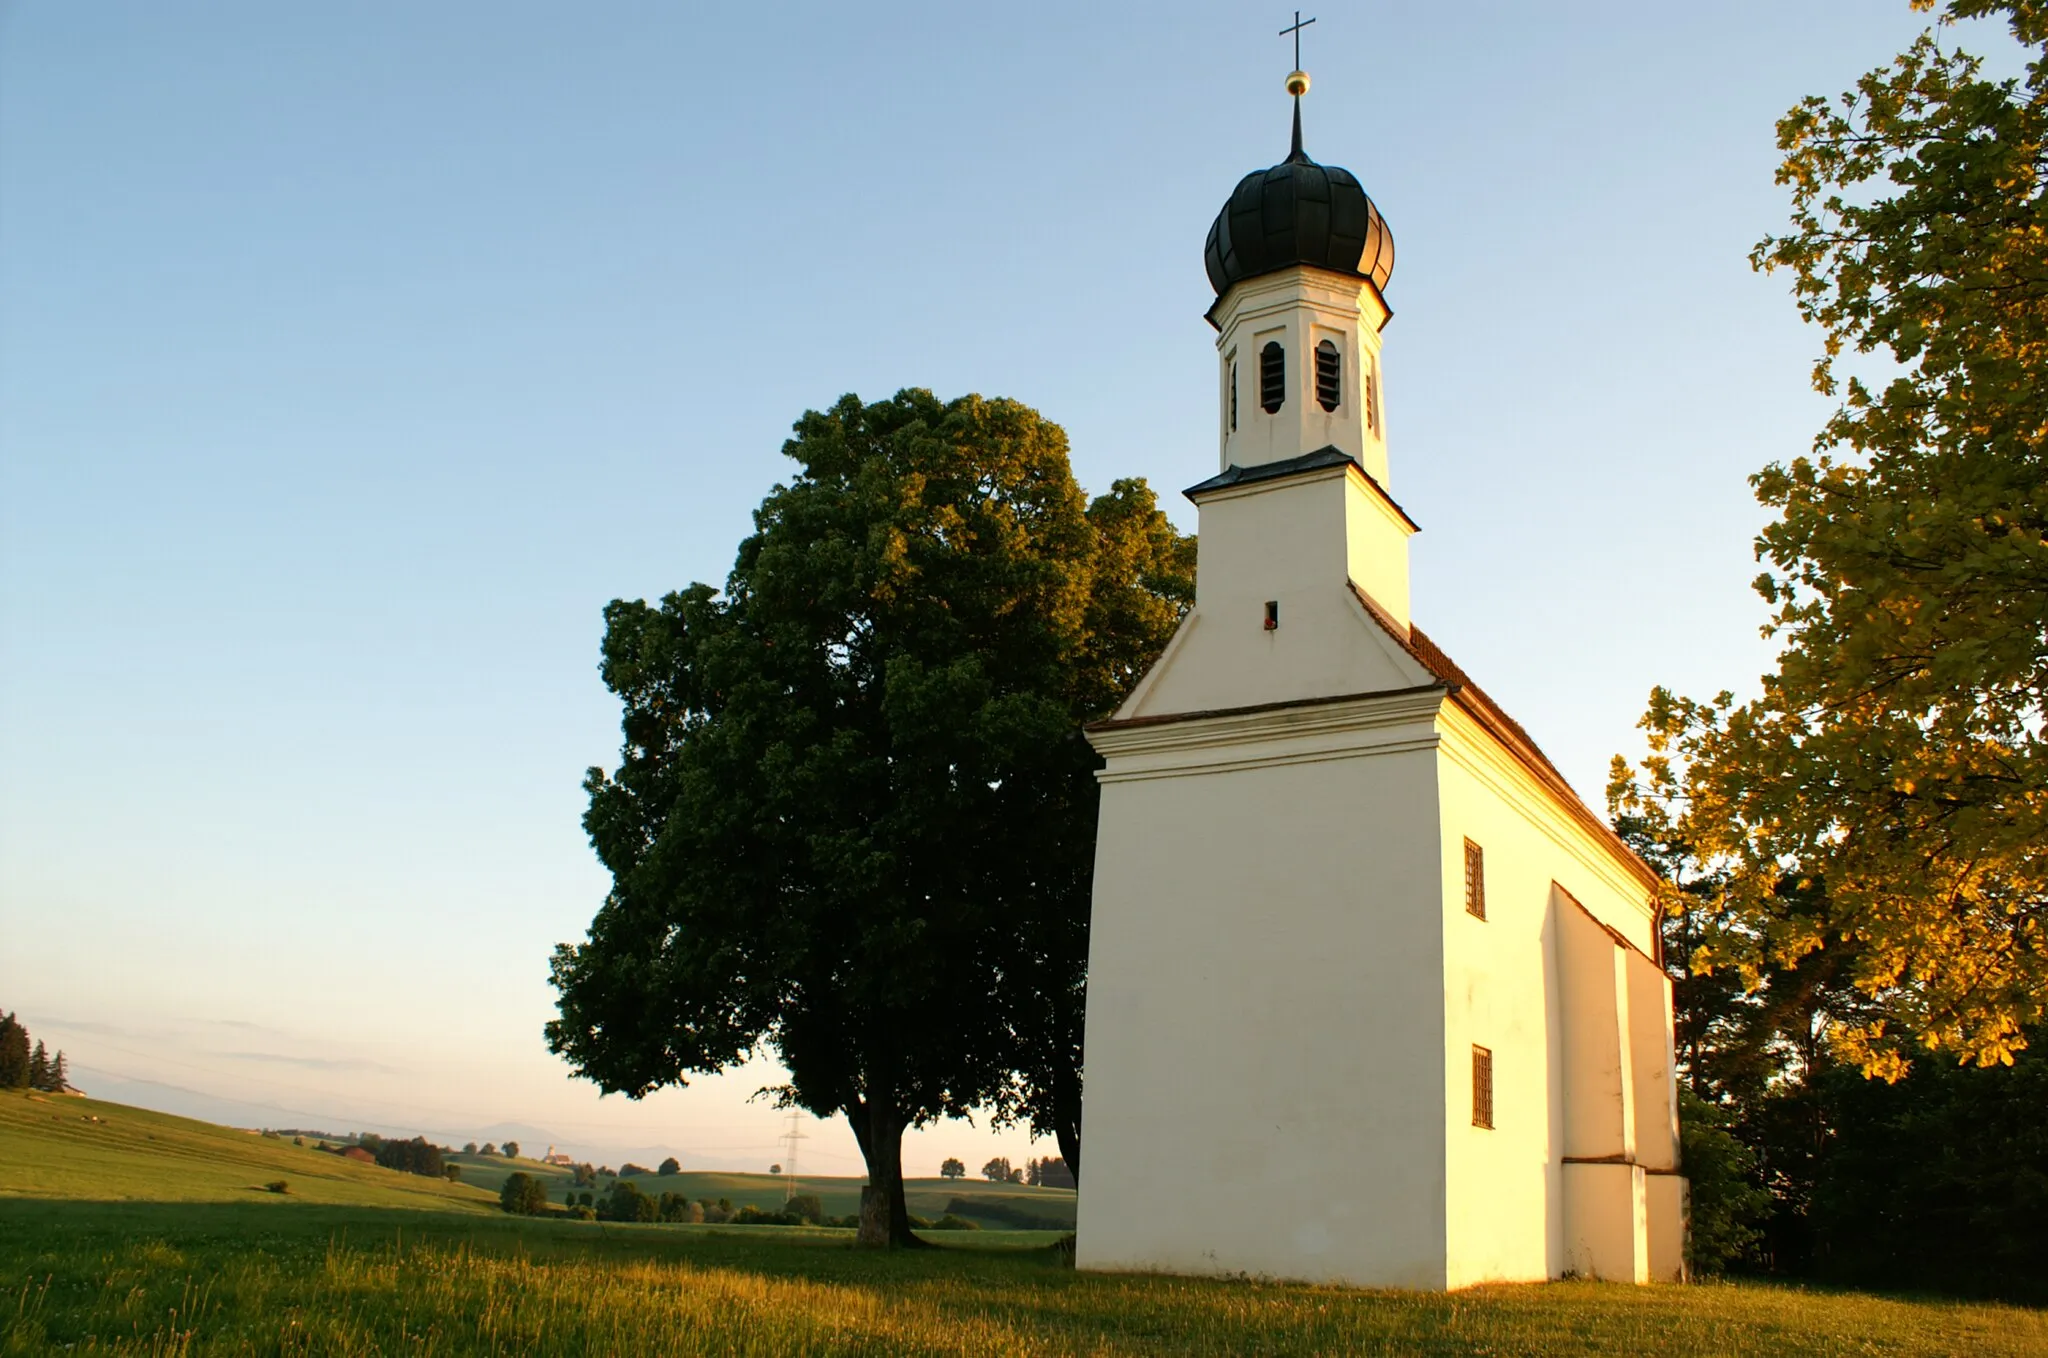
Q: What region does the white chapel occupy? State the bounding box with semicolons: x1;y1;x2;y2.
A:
1074;66;1687;1289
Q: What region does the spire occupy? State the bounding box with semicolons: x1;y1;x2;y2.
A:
1280;11;1315;162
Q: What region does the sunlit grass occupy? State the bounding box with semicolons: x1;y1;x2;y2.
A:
5;1091;2044;1355
5;1202;2045;1356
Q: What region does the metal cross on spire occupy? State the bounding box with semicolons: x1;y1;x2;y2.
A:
1280;11;1316;72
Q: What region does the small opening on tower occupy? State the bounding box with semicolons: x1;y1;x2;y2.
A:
1365;359;1379;433
1263;600;1279;631
1260;342;1285;414
1229;359;1239;432
1315;340;1341;412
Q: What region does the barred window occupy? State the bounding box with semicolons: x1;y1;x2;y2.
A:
1364;359;1379;432
1260;341;1285;414
1472;1046;1494;1129
1315;339;1341;411
1229;359;1239;432
1464;839;1486;920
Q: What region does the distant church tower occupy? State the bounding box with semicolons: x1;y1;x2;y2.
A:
1075;55;1686;1290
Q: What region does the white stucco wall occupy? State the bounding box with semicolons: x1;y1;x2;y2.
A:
1433;704;1671;1286
1078;696;1451;1288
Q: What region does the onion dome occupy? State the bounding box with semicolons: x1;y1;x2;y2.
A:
1203;102;1395;297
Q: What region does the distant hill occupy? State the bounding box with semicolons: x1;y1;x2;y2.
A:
444;1155;1077;1229
0;1090;497;1213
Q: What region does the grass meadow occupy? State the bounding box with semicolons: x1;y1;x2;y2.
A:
5;1091;2046;1356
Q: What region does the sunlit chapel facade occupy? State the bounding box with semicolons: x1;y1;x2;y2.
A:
1074;75;1687;1290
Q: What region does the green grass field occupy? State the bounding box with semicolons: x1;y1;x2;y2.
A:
5;1090;2045;1355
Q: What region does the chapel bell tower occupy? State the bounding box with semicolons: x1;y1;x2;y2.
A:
1205;74;1396;487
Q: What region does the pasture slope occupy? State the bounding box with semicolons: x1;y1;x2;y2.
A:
5;1090;2047;1356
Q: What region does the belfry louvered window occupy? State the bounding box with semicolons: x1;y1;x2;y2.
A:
1229;359;1239;432
1365;360;1379;433
1472;1046;1495;1129
1260;341;1285;414
1315;340;1341;412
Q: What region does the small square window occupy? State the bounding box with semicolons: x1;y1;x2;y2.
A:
1472;1045;1494;1129
1463;839;1486;920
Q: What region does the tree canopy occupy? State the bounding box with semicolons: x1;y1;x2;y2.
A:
547;389;1192;1245
1619;0;2048;1077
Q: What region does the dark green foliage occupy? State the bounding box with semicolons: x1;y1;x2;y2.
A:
939;1157;965;1180
498;1172;548;1217
1677;1087;1770;1275
981;1157;1018;1183
1025;1156;1073;1188
0;1013;26;1089
442;1165;462;1182
1808;1046;2048;1302
598;1180;657;1223
27;1042;49;1093
373;1136;445;1178
264;1180;289;1194
931;1214;981;1231
785;1194;823;1224
568;1204;597;1221
548;390;1193;1245
501;1142;520;1159
658;1157;680;1175
619;1162;652;1178
571;1163;596;1188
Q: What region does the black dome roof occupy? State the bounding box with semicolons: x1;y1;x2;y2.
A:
1203;107;1394;298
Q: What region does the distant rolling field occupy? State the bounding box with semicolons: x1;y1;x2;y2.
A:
447;1154;1078;1229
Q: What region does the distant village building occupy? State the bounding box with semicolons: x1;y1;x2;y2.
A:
1074;61;1685;1289
542;1145;575;1167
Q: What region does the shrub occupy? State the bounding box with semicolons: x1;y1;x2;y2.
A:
442;1164;462;1182
785;1194;823;1224
620;1162;652;1178
599;1179;657;1223
499;1172;548;1216
930;1213;980;1231
1678;1087;1770;1277
265;1180;290;1195
568;1205;596;1221
658;1156;681;1175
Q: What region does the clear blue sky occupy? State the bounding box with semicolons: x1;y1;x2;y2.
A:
0;2;1997;1170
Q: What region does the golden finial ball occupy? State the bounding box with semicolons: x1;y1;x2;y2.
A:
1285;70;1310;97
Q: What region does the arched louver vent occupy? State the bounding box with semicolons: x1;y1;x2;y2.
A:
1260;342;1285;414
1315;340;1341;412
1229;360;1239;431
1365;360;1379;432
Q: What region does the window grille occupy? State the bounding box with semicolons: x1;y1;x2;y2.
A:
1472;1046;1494;1129
1464;839;1486;920
1315;339;1341;411
1260;341;1285;414
1229;360;1238;432
1365;360;1378;432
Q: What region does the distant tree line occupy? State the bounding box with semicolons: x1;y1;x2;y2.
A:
0;1011;72;1093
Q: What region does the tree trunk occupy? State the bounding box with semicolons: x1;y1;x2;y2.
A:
850;1094;929;1249
1053;1049;1082;1183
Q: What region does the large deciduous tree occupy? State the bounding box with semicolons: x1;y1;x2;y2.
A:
547;389;1192;1246
1627;0;2048;1078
